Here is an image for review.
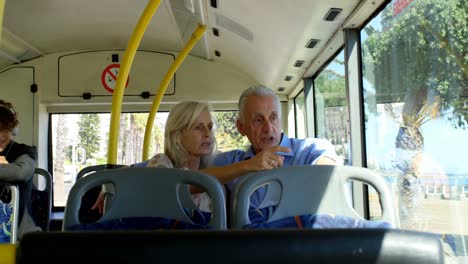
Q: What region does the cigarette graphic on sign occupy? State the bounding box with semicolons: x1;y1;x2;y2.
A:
101;63;130;93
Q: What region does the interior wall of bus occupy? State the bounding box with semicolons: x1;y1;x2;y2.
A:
0;50;294;169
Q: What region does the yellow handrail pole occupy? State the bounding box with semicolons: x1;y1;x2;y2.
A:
142;24;206;160
0;0;5;41
107;0;161;164
0;244;15;264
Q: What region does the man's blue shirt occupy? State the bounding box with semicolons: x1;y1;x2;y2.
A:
212;133;341;208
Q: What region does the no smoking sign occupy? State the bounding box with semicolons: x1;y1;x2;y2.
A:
101;63;130;93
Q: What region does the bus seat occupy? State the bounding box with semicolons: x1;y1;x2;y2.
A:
75;164;199;222
75;164;127;223
0;183;20;243
130;162;200;210
63;167;226;230
30;168;52;231
75;164;199;221
256;181;281;209
76;164;128;181
17;229;444;264
231;165;400;229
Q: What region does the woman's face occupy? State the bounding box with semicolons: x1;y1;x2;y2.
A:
0;129;13;152
180;110;214;157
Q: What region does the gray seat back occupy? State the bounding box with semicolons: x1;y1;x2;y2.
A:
76;164;127;181
231;165;399;228
63;167;226;230
77;164;197;211
75;164;128;218
18;229;444;264
32;168;53;230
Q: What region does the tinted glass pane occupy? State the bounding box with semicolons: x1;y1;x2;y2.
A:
314;51;350;164
361;0;467;258
51;111;244;207
295;91;307;139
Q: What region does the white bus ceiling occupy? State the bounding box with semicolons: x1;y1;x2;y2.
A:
1;0;386;104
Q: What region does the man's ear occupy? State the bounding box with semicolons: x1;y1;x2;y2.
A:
236;119;245;136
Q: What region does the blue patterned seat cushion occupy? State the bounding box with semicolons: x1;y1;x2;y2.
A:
69;209;213;231
245;213;392;229
0;202;13;243
69;217;213;231
245;206;392;229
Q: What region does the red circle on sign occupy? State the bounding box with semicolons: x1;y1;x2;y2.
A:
101;63;130;93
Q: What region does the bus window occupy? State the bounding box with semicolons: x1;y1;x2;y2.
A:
294;91;307;139
287;101;296;139
313;51;350;164
213;111;249;152
51;111;243;207
51;112;168;207
361;0;467;254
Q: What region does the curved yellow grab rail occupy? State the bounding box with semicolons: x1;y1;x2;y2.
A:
0;244;15;264
107;0;161;164
142;24;207;160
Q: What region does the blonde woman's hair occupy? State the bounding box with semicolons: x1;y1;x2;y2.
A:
164;101;217;169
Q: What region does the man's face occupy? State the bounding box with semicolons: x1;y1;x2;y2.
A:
237;95;281;153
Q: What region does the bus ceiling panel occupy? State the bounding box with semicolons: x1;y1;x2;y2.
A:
0;29;43;67
32;50;257;106
343;0;388;29
281;0;360;96
166;0;211;60
57;50;175;98
303;0;388;79
3;0;199;59
204;0;360;96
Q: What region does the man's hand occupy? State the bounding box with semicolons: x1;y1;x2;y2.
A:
0;156;9;165
246;146;291;171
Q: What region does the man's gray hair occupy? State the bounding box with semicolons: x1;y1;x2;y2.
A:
238;86;280;121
